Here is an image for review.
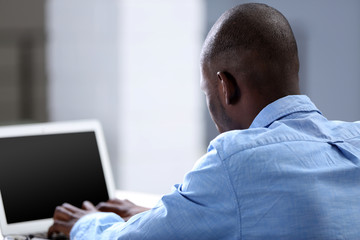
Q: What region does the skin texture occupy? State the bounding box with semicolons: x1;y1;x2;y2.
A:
48;3;301;237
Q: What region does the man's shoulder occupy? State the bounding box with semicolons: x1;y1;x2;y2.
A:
208;126;289;161
208;119;360;161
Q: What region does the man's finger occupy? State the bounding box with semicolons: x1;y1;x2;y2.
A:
107;198;130;205
62;203;83;213
54;206;74;221
96;202;122;213
48;220;72;238
82;200;96;211
107;198;122;204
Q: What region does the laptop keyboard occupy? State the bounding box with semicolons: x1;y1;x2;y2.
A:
30;232;68;240
4;232;68;240
29;232;48;239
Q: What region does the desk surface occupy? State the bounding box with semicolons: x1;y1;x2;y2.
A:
0;190;162;239
115;190;162;208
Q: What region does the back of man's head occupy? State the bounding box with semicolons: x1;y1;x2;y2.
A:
201;3;300;99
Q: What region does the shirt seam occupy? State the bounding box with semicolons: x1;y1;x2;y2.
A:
216;149;242;239
343;135;360;141
267;107;319;125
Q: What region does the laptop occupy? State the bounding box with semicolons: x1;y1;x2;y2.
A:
0;120;115;239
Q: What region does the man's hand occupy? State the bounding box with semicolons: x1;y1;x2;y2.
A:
48;201;97;238
96;198;150;221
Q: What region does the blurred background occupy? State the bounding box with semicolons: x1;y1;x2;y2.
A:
0;0;359;195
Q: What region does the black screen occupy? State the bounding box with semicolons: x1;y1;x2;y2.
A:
0;131;109;224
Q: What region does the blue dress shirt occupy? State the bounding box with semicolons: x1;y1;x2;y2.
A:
71;95;360;239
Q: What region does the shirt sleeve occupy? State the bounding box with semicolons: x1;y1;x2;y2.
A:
70;146;240;239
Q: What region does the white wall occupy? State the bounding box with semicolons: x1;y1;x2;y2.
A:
46;0;121;189
118;0;205;194
46;0;205;194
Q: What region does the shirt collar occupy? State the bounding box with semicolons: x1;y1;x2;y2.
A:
249;95;322;129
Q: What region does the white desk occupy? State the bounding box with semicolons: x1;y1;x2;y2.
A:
115;190;162;208
0;190;162;239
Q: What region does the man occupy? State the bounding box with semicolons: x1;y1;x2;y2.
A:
49;3;360;239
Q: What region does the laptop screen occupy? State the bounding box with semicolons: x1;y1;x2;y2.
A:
0;131;109;224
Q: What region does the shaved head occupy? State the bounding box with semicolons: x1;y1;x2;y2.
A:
201;3;300;98
201;3;301;131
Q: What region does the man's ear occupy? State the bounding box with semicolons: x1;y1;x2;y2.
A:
217;71;240;105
